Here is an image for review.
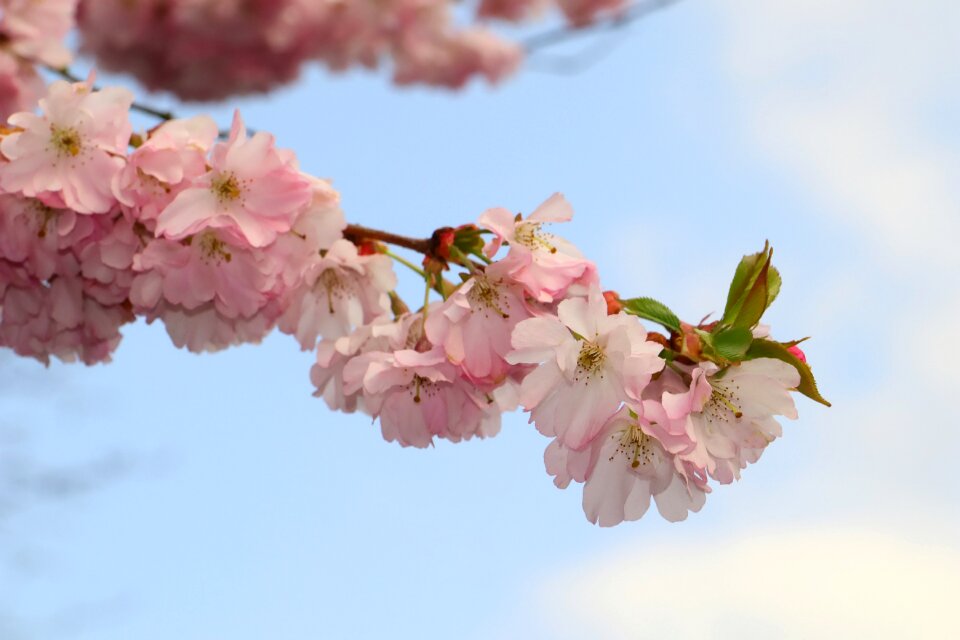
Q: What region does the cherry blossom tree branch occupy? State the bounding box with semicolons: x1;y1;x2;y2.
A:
521;0;684;53
343;224;432;254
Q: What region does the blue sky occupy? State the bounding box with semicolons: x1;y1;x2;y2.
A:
2;1;958;638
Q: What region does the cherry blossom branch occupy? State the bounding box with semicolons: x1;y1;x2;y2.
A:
522;0;684;53
343;224;432;255
0;19;832;528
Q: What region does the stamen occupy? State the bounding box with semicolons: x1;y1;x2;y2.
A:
712;390;743;418
410;374;436;404
198;232;233;264
49;125;82;158
610;421;655;469
514;221;558;253
703;382;745;426
211;172;244;204
467;276;510;318
577;340;606;373
28;201;58;238
318;268;343;314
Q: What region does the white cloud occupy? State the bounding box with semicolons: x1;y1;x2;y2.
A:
714;0;960;267
538;528;960;639
705;0;960;512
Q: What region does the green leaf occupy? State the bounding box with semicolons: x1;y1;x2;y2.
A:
766;265;782;309
723;241;769;325
723;242;783;328
733;256;771;328
709;326;754;362
621;297;681;333
745;338;831;407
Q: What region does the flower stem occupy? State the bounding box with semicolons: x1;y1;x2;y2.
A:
420;276;433;335
385;250;426;278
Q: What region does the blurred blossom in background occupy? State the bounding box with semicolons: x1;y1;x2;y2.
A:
2;0;958;638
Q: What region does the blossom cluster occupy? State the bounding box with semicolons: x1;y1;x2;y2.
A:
0;75;827;525
0;40;829;527
74;0;634;100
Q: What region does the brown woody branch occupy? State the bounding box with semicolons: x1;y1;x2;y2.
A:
343;224;433;254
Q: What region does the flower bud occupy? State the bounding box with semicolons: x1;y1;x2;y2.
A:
602;290;622;315
788;345;807;363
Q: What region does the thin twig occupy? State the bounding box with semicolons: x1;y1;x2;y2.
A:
521;0;684;53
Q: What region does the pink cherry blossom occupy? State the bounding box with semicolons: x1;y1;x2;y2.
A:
425;263;535;385
392;27;522;89
313;324;380;414
156;111;312;248
76;213;139;304
154;301;277;353
343;345;502;448
508;287;664;449
0;51;44;121
663;358;801;484
76;0;526;98
478;0;549;21
131;231;272;320
267;177;346;294
478;193;596;303
0;194;92;280
284;177;345;255
0;78;133;214
311;315;419;414
278;238;395;350
557;0;628;27
114;116;220;226
77;0;322;101
0;272;133;365
546;406;708;526
1;0;77;67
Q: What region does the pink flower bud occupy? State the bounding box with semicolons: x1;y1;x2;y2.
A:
788;345;807;363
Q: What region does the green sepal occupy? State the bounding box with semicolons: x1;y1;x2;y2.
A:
621;297;682;333
745;338;831;407
705;326;754;363
452;225;486;258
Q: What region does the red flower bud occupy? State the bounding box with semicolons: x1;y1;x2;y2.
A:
357;241;378;256
678;321;702;360
787;345;807;363
431;227;456;261
646;332;670;348
602;290;622;315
